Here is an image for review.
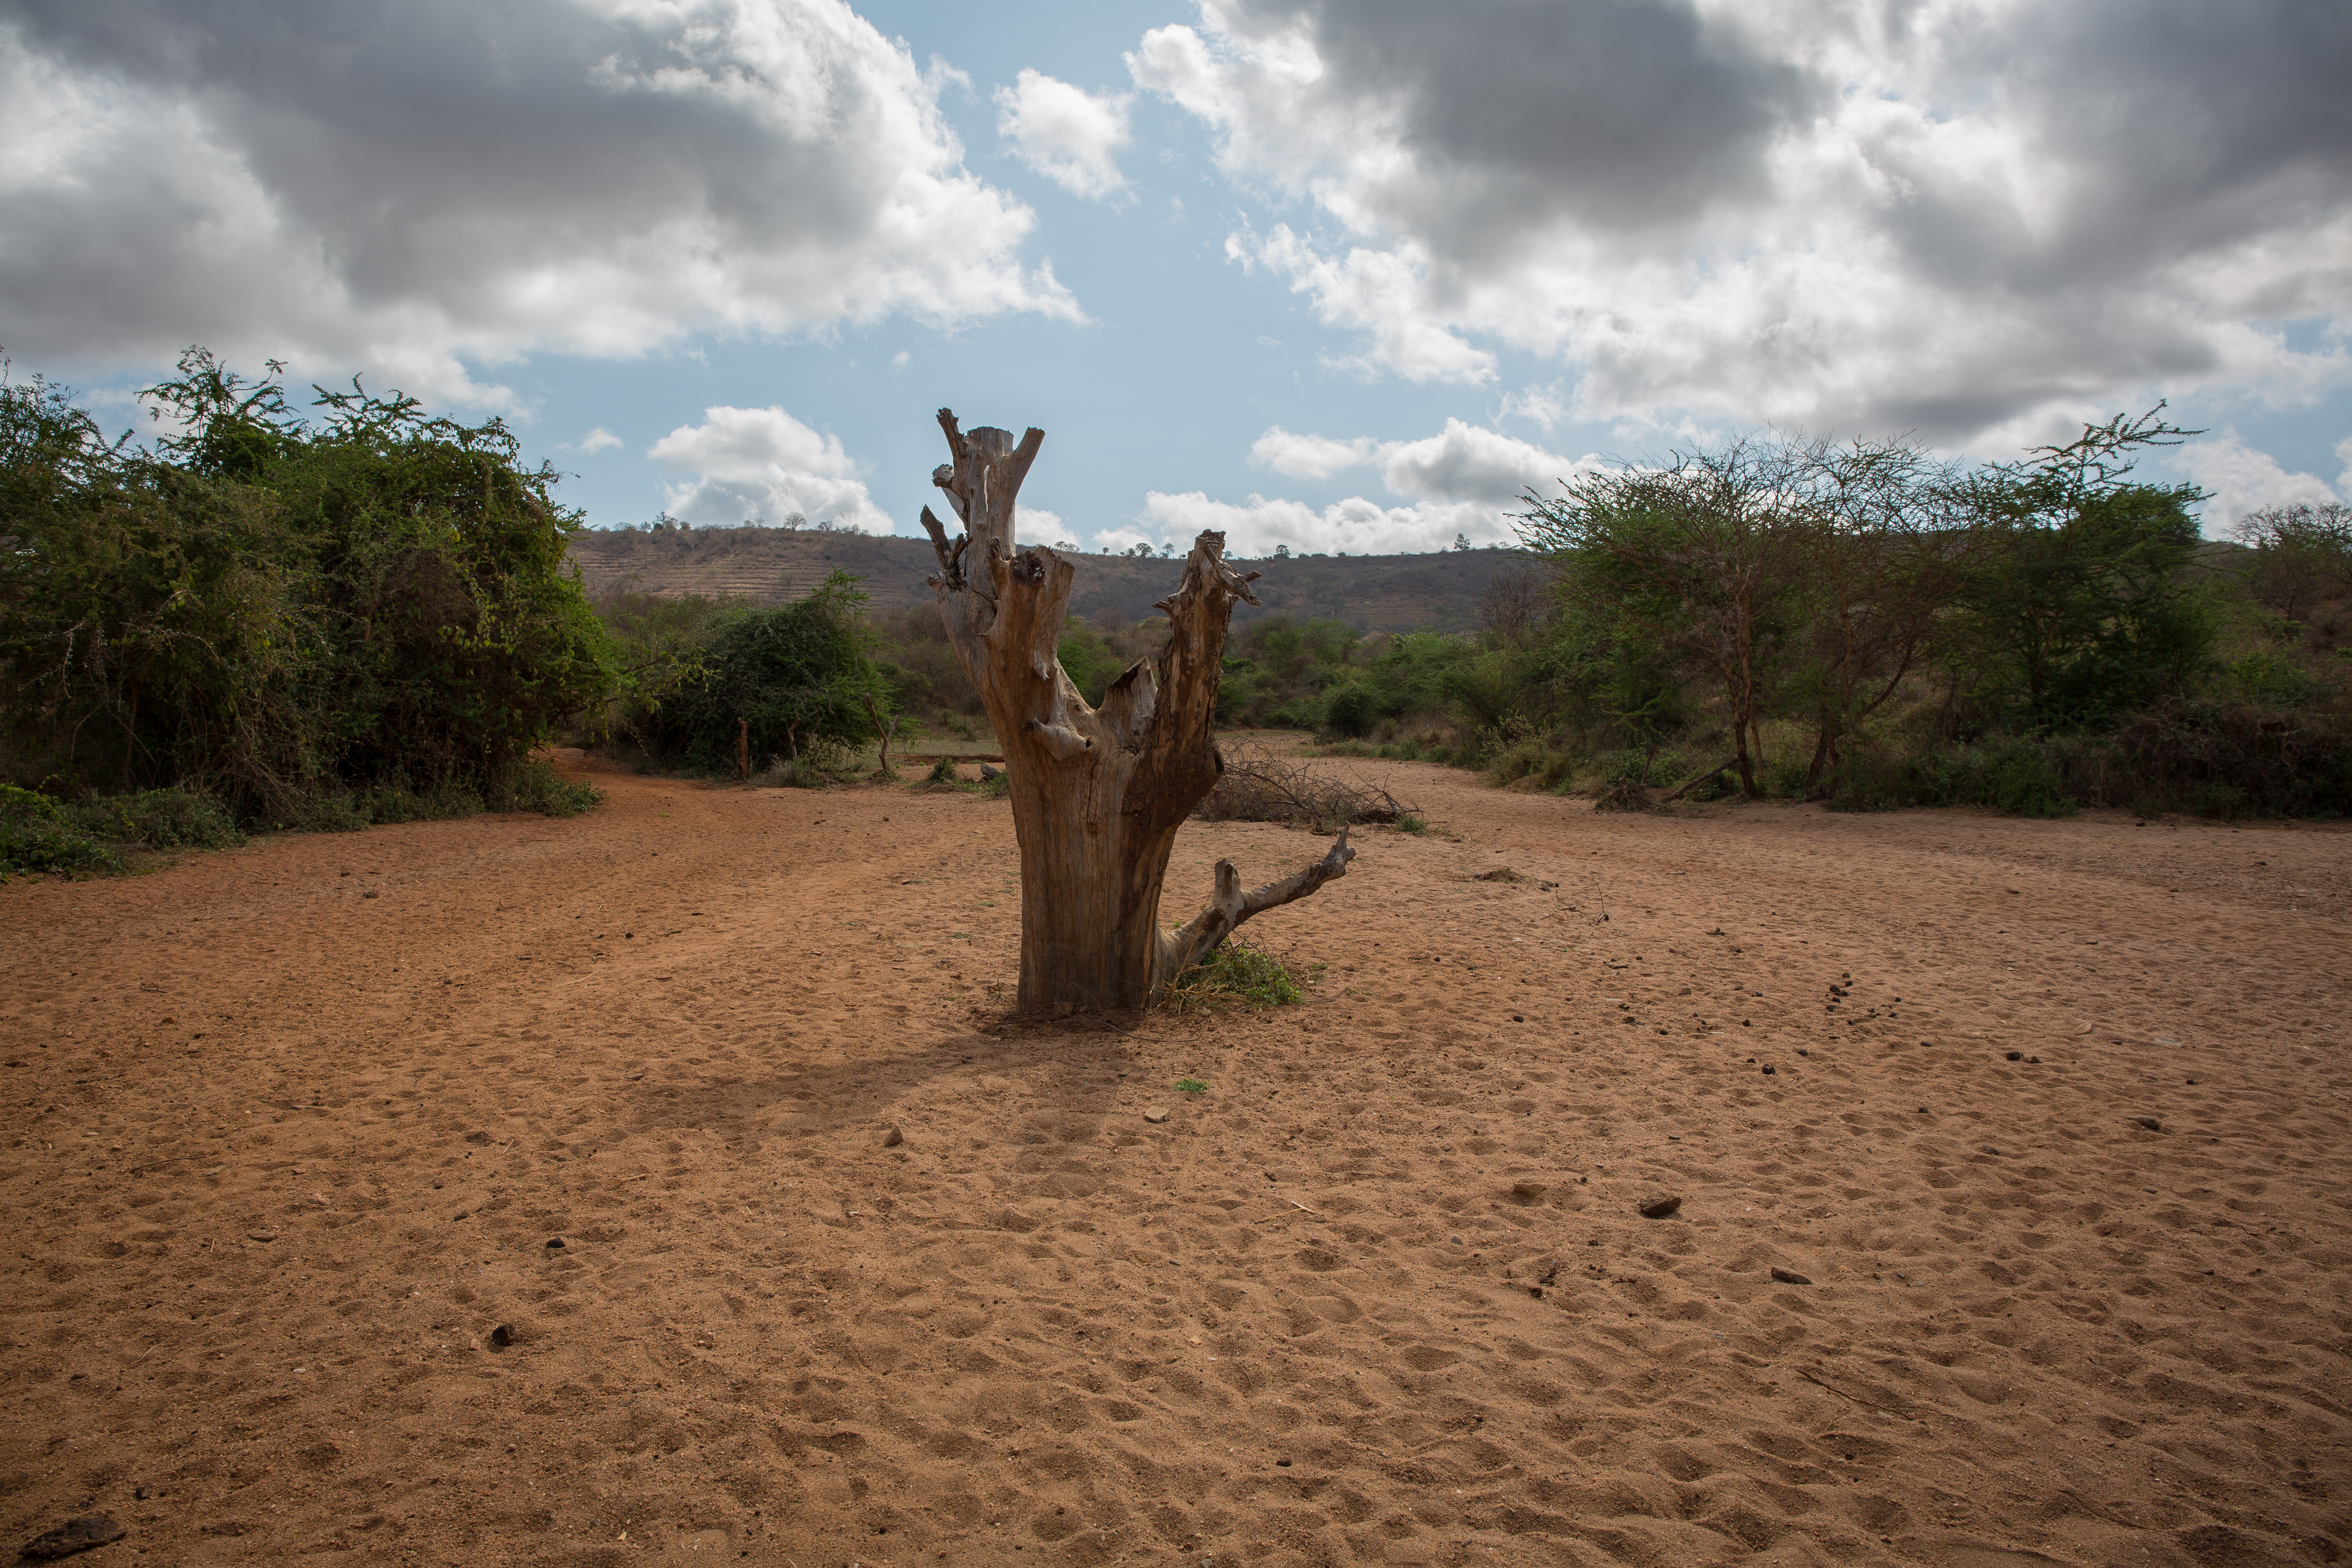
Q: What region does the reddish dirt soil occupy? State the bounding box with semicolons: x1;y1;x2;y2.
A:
4;750;2349;1568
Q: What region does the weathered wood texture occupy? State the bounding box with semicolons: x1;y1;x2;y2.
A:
919;409;1353;1013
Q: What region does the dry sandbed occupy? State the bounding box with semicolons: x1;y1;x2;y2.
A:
3;752;2348;1568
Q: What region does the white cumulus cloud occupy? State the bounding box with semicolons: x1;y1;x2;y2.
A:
1249;426;1379;479
1129;417;1595;555
1;0;1075;408
994;68;1132;200
1252;418;1591;499
1134;0;2352;441
1134;491;1506;558
572;428;622;455
2176;432;2343;530
650;405;892;533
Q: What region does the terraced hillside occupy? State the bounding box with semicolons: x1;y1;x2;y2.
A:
567;526;1521;633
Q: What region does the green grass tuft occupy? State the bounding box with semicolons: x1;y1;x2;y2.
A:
1163;936;1307;1010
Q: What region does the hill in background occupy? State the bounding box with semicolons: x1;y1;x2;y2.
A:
567;526;1519;633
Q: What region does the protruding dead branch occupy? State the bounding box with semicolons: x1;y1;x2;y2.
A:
1162;828;1355;980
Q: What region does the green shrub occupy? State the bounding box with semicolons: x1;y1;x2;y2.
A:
0;782;245;877
493;759;601;818
0;785;122;878
2;353;616;823
68;786;245;851
613;572;893;774
1166;937;1307;1009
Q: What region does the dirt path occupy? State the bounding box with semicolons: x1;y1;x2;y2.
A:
4;753;2348;1568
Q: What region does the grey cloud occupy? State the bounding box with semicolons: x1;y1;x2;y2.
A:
0;0;1068;396
1158;0;2352;442
1220;0;1817;262
1314;0;1811;237
1887;0;2352;303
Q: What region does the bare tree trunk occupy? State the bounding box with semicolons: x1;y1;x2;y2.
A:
864;695;901;775
918;409;1352;1013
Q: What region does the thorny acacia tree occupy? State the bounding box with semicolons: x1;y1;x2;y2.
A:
916;410;1352;1014
1518;439;1818;797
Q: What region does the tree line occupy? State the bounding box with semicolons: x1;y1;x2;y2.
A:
1340;410;2351;817
9;353;2346;882
0;352;904;871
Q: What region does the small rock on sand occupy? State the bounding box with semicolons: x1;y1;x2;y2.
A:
2129;1115;2163;1132
21;1516;127;1559
1770;1267;1813;1285
880;1125;904;1148
1143;1107;1170;1124
1510;1181;1549;1204
1638;1193;1682;1219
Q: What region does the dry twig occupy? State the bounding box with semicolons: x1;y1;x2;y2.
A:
1196;741;1413;829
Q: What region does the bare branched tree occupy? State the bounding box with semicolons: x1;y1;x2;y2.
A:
916;411;1353;1013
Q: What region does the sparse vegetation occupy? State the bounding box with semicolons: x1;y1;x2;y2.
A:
2;780;245;879
1163;937;1307;1009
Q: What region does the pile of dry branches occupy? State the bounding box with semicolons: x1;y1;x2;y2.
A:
1196;741;1413;829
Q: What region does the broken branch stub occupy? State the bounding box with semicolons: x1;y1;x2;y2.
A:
920;408;1352;1013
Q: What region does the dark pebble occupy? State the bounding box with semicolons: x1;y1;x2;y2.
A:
2129;1115;2163;1132
545;1237;564;1250
1637;1193;1682;1219
488;1324;515;1349
1527;1285;1544;1298
881;1125;905;1148
20;1517;125;1560
1761;1065;1775;1076
2005;1051;2022;1061
1769;1267;1812;1285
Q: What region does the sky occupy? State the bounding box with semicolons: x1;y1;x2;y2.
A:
5;0;2349;555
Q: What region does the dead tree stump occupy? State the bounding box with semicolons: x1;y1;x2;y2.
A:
917;409;1352;1013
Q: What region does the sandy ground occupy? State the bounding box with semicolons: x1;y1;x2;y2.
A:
4;749;2350;1568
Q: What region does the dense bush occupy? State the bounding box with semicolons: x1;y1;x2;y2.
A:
1292;407;2351;820
1;781;245;879
2;352;617;829
607;573;901;773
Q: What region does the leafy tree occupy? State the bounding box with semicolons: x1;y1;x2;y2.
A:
627;573;893;770
1948;408;2214;730
2231;501;2352;626
1517;437;1819;795
1787;439;1976;795
2;350;617;819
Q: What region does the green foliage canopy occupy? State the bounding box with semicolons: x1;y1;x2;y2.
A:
0;350;617;820
619;573;893;771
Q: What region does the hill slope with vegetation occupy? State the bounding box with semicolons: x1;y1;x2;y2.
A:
567;524;1515;634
